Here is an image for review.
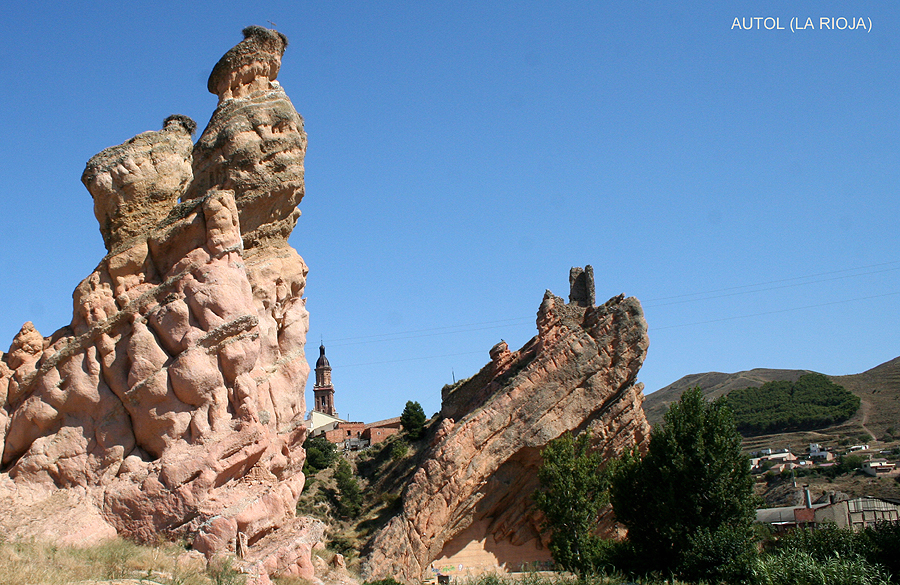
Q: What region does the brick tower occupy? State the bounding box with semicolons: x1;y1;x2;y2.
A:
313;344;337;416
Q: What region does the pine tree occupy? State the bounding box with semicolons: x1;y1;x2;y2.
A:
400;400;427;440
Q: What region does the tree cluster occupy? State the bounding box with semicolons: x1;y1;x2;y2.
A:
535;387;900;584
536;388;757;583
725;373;860;435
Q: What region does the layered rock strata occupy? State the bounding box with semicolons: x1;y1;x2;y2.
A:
363;267;651;582
0;26;319;580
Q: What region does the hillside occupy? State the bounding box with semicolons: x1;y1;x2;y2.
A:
643;356;900;449
643;368;814;426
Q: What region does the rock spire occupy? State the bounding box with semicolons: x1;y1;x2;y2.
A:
1;26;319;581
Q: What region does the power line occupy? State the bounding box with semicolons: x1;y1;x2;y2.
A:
651;290;900;331
644;265;900;309
326;319;532;348
643;260;900;306
313;259;898;351
340;350;485;369
325;316;531;346
327;289;899;369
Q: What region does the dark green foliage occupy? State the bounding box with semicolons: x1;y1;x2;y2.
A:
777;523;862;561
303;436;339;473
363;579;404;585
328;534;356;557
725;373;860;435
840;453;866;472
400;401;427;440
534;432;608;576
390;440;409;461
609;387;756;578
863;521;900;578
753;549;891;585
764;523;900;584
334;459;362;518
679;524;756;584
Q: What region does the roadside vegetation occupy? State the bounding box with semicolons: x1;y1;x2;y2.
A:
0;537;262;585
534;387;900;584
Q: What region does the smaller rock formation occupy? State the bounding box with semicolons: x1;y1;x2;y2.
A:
208;26;289;102
363;266;651;582
83;115;196;252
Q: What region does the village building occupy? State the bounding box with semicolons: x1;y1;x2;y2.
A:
306;344;402;450
861;459;897;477
808;443;834;461
757;491;900;532
750;449;798;473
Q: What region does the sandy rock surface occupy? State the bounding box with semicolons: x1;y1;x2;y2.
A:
363;266;651;582
0;26;321;581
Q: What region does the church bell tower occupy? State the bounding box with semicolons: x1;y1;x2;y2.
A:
313;344;337;417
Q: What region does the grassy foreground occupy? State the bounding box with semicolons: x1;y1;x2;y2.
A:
0;538;310;585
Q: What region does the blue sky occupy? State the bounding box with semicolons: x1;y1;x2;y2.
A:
0;2;897;423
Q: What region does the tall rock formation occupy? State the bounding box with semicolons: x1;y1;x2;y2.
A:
0;26;321;580
363;266;651;582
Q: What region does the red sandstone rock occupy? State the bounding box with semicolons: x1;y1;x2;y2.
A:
0;26;322;579
362;267;651;583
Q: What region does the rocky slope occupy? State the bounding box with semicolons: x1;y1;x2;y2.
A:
0;26;320;581
362;266;651;582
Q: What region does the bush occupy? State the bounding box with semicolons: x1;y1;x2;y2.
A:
679;524;756;584
364;579;404;585
753;549;890;585
390;441;409;461
777;524;863;560
861;521;900;579
400;401;427;440
334;459;362;517
303;436;339;473
328;534;357;557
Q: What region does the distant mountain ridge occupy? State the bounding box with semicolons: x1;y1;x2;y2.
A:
642;357;900;441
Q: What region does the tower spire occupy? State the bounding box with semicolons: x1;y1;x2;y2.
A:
313;343;336;416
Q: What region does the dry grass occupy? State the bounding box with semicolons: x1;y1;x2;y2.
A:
0;538;229;585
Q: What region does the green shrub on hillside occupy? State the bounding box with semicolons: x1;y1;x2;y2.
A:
334;458;362;517
725;373;860;435
303;436;339;473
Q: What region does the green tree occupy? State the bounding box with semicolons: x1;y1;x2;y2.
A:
533;432;608;576
334;458;362;517
609;387;756;580
303;435;339;473
400;400;427;440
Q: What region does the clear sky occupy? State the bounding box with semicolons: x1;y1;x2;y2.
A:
0;2;897;424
